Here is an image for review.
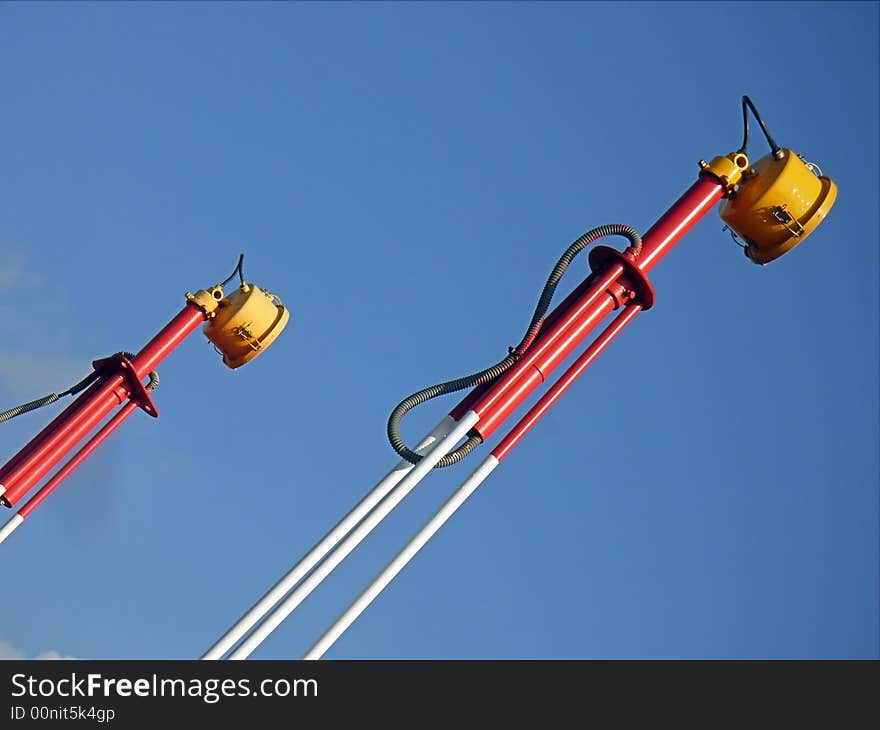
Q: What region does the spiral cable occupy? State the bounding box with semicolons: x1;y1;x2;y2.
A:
0;352;158;423
387;224;641;467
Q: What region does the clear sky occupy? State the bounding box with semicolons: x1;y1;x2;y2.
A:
0;2;876;660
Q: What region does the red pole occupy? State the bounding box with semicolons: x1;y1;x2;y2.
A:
492;303;642;461
0;402;141;545
129;304;206;378
19;401;140;519
449;263;626;426
0;389;93;483
449;272;612;419
0;304;205;507
633;175;725;274
457;174;725;441
473;291;620;440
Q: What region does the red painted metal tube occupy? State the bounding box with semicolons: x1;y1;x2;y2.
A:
634;174;724;273
0;383;104;484
130;304;206;379
461;173;725;441
449;272;605;420
492;303;642;462
2;301;203;489
474;292;619;440
18;401;139;519
2;382;132;507
0;304;205;506
457;263;625;438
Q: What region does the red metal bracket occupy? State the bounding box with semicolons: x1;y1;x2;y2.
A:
588;245;656;310
91;354;159;418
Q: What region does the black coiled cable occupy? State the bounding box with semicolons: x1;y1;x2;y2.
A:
0;352;159;423
0;371;99;423
387;224;642;467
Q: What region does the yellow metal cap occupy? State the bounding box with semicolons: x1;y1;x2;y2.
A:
719;149;837;264
203;284;290;369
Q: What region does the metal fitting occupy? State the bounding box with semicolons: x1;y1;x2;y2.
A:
185;285;226;318
699;151;751;195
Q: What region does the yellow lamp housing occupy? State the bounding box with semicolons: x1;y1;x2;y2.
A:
719;148;837;264
187;283;290;369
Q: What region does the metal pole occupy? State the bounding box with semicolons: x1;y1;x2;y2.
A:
303;453;501;660
201;415;461;659
303;305;642;659
631;175;725;273
226;410;480;659
219;173;727;660
0;304;205;507
0;402;140;545
452;263;624;434
467;175;725;443
205;268;635;659
301;174;726;659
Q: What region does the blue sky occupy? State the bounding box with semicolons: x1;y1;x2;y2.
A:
0;2;876;659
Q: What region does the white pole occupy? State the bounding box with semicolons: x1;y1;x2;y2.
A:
226;410;480;660
0;513;24;545
302;454;499;660
202;416;459;660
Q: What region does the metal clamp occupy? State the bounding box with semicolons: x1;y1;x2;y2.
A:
92;354;159;418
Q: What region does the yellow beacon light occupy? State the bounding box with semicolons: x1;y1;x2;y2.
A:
186;255;290;369
717;97;837;265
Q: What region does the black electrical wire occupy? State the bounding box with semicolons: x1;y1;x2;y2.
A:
220;253;246;289
738;95;782;158
0;370;99;423
387;224;642;467
0;353;159;423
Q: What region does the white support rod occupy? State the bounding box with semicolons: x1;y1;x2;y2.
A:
227;410;480;660
0;513;24;545
202;416;459;660
302;454;499;660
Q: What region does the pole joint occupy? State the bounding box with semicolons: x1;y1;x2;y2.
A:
587;246;656;310
91;354;159;418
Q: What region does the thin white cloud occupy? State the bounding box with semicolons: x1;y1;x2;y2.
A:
0;639;75;660
0;640;23;659
34;649;77;660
